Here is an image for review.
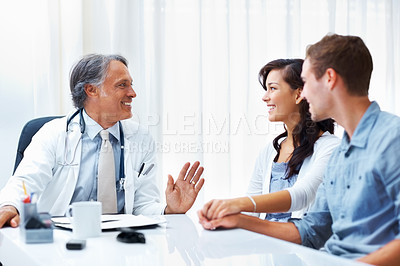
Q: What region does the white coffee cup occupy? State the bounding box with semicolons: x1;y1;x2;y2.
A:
67;201;102;239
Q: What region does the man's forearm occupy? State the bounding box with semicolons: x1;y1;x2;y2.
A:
237;214;302;244
358;239;400;266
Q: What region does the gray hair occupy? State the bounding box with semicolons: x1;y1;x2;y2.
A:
69;54;129;108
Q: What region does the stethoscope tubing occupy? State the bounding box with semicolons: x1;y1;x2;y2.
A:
63;108;125;181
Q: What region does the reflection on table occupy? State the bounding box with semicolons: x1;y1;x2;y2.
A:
0;213;366;266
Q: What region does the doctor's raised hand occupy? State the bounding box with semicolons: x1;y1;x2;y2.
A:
164;161;205;214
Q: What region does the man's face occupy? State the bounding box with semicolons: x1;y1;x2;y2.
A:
301;59;331;122
97;60;136;126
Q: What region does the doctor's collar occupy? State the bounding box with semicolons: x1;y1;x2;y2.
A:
82;109;120;142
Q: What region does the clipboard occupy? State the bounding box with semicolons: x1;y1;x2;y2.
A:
52;214;166;230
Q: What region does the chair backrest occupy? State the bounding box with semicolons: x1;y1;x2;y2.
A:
13;116;63;174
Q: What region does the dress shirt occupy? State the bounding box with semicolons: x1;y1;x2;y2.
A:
70;110;124;212
291;102;400;259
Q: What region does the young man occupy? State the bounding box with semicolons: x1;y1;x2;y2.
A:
0;54;205;228
198;34;400;265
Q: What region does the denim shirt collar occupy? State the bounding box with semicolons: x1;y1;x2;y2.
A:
340;101;380;152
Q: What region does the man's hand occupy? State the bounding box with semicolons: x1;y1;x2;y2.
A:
0;205;20;228
165;161;205;214
201;198;242;220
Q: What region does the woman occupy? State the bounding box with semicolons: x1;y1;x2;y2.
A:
198;59;339;227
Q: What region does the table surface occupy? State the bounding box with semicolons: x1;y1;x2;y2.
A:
0;213;367;266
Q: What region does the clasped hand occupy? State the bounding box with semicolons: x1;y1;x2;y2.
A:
197;198;245;230
200;198;243;220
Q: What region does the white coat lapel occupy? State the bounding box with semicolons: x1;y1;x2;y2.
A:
52;114;82;215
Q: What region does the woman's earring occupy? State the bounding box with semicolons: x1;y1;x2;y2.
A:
296;96;303;105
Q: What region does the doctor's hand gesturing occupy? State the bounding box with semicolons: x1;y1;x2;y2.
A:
164;161;205;214
0;205;20;228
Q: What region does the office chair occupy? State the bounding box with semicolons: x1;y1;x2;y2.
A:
13;116;63;174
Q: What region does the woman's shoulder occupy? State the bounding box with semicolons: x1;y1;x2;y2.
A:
314;131;341;150
257;140;277;159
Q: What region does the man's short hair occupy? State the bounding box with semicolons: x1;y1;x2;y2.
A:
306;34;373;96
70;54;128;108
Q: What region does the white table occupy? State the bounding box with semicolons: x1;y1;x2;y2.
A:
0;214;367;266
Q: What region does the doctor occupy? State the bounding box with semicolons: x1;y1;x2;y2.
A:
0;54;205;228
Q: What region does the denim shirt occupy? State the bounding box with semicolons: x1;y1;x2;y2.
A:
265;162;298;222
291;102;400;259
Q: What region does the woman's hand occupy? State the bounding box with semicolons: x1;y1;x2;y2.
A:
201;198;244;220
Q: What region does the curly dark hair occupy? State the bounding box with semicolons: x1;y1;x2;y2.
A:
259;59;335;179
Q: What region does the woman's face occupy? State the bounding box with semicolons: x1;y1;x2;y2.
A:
262;69;301;127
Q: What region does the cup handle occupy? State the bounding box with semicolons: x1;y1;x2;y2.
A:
66;205;73;222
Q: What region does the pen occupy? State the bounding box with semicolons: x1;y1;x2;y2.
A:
22;181;30;203
143;164;155;175
30;192;37;203
138;163;145;177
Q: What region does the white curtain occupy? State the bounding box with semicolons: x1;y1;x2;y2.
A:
1;0;399;211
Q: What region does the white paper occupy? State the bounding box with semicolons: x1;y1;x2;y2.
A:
52;214;166;230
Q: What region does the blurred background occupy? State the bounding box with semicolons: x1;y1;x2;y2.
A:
0;0;399;213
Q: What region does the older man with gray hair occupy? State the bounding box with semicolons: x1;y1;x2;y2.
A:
0;54;204;227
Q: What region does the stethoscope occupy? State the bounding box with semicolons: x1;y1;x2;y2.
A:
62;108;126;191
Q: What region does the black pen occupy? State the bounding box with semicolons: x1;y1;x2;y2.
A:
138;163;145;177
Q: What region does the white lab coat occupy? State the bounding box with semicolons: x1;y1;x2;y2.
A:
0;110;165;216
247;132;340;219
